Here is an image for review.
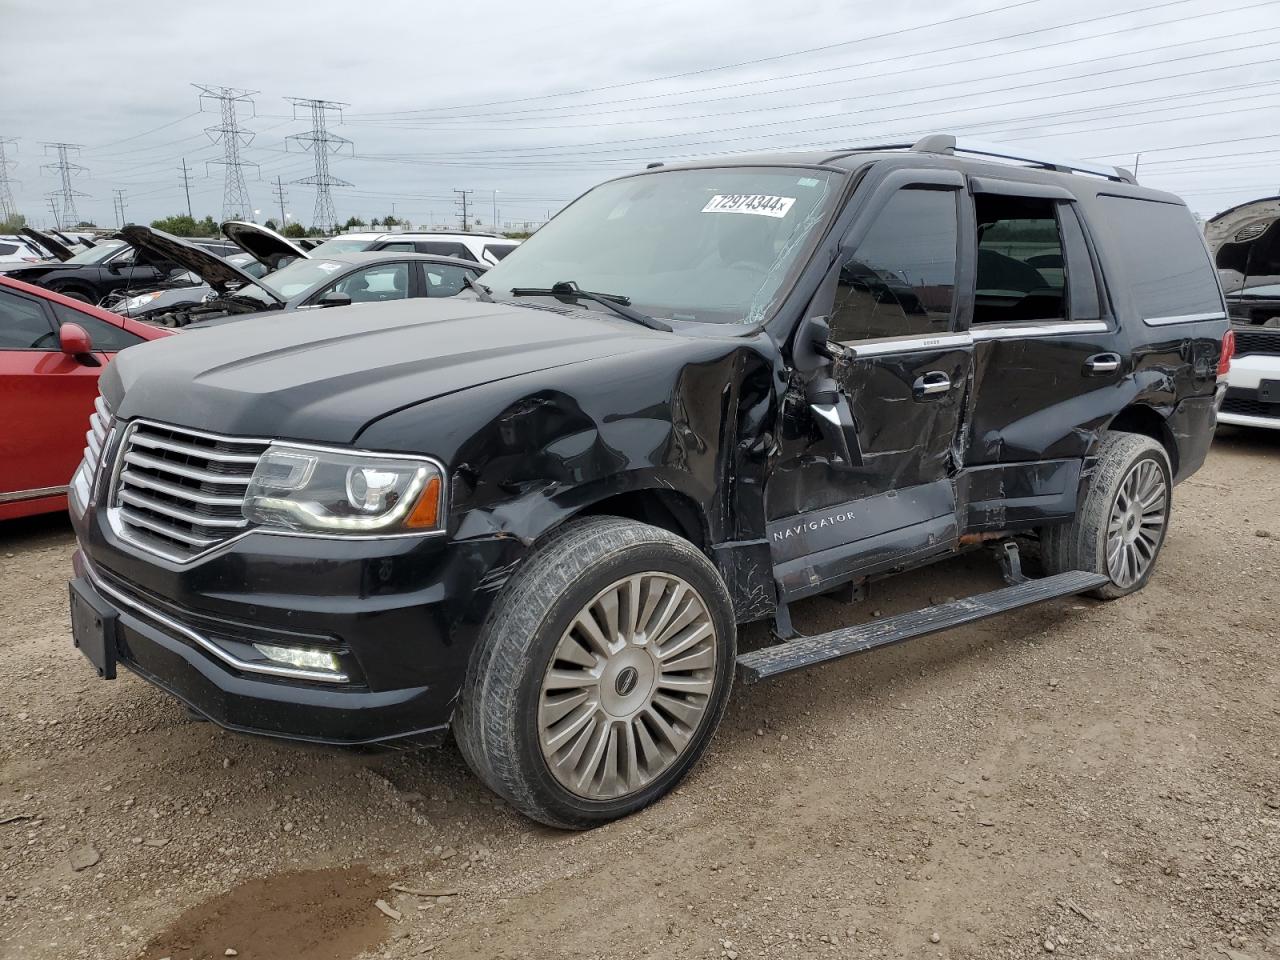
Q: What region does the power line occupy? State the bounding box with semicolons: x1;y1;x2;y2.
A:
0;138;18;221
41;142;88;227
286;97;352;230
194;84;258;221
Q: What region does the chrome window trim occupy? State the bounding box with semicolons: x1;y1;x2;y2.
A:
970;320;1110;340
1142;311;1228;327
81;559;350;684
0;484;68;504
839;332;972;357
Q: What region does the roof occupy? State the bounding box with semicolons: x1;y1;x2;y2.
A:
336;231;510;242
301;250;484;270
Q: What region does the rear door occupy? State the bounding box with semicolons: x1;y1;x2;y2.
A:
0;287;105;508
960;180;1120;523
767;169;973;600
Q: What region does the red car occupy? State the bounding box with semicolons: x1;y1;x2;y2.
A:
0;274;170;520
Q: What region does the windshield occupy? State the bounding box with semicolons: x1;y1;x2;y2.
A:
309;236;375;256
231;257;349;307
480;167;841;324
63;239;127;265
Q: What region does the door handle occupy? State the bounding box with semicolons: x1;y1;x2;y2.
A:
912;371;951;399
1084;353;1122;375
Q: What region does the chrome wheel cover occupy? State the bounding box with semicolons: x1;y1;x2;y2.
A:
537;572;718;801
1105;458;1168;588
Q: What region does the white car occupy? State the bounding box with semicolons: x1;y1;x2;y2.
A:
311;230;519;266
1207;198;1280;429
0;234;49;264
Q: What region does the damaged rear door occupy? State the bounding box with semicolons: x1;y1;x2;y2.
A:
767;169;973;602
959;179;1118;529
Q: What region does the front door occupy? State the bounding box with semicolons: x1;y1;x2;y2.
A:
768;174;973;601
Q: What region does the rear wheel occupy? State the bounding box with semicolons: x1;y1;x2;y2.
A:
1041;431;1172;599
51;286;92;303
454;517;736;828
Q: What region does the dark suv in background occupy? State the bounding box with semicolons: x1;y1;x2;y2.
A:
67;135;1229;829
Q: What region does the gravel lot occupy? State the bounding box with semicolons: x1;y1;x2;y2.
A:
2;429;1277;960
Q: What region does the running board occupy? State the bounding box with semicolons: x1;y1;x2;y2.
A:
737;570;1109;684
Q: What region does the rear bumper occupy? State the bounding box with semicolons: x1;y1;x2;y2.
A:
1219;355;1280;428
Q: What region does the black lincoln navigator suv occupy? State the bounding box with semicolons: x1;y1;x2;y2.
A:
67;135;1230;828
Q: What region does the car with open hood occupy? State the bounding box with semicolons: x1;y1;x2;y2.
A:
114;224;486;328
310;230;520;265
106;221;310;319
1206;196;1280;429
66;134;1229;829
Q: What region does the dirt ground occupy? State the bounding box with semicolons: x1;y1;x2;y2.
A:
2;429;1277;960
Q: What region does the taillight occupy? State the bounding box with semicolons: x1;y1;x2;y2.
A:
1218;329;1235;376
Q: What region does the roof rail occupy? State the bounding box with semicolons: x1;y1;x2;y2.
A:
911;134;1137;184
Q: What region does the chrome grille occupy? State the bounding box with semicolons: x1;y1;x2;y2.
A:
83;395;111;480
110;421;268;560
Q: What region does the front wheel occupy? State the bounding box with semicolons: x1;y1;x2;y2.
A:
454;517;736;829
1041;431;1173;600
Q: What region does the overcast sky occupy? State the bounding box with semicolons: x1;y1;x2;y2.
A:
3;0;1278;230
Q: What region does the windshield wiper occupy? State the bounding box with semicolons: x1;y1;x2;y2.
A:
509;280;671;331
463;274;494;303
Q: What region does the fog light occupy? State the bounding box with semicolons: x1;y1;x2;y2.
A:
252;642;342;674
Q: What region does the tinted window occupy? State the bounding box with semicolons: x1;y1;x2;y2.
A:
415;241;473;260
483;243;516;262
420;263;473;298
973;195;1065;324
51;302;143;351
330;263;410;303
1098;196;1223;321
830;188;958;342
0;289;56;349
378;242;416;252
0;243;17;255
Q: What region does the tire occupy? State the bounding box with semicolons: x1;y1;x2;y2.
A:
1041;431;1173;600
454;517;736;829
51;287;92;304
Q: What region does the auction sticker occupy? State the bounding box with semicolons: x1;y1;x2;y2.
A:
701;194;796;218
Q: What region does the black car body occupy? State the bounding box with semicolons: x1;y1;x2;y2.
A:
112;225;486;328
68;136;1230;828
1;230;237;304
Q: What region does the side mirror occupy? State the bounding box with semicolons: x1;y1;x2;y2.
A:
59;322;99;365
107;261;123;274
317;290;352;308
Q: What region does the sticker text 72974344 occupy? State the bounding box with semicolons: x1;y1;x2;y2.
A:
701;195;797;219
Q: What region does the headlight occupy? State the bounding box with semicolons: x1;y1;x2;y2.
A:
118;291;163;312
243;444;445;535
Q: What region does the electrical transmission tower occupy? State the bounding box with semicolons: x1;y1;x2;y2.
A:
112;189;128;228
194;84;258;221
454;189;473;231
0;138;18;222
41;142;88;228
286;97;352;231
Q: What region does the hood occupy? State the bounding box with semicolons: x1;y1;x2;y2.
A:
220;220;310;269
104;297;678;444
20;227;73;261
119;225;284;304
1205;196;1280;284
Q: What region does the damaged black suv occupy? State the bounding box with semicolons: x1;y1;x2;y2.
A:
68;135;1230;828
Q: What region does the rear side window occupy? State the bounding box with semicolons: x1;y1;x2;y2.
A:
1098;196;1223;322
378;242;416;252
0;288;55;349
52;302;144;351
0;242;17;255
830;187;958;342
483;243;515;262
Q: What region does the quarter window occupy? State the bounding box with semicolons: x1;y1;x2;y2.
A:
829;187;958;342
0;289;56;349
1097;195;1224;321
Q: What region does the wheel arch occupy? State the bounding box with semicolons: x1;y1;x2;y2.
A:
1103;403;1178;476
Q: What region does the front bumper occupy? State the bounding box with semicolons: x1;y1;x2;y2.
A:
70;500;525;747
